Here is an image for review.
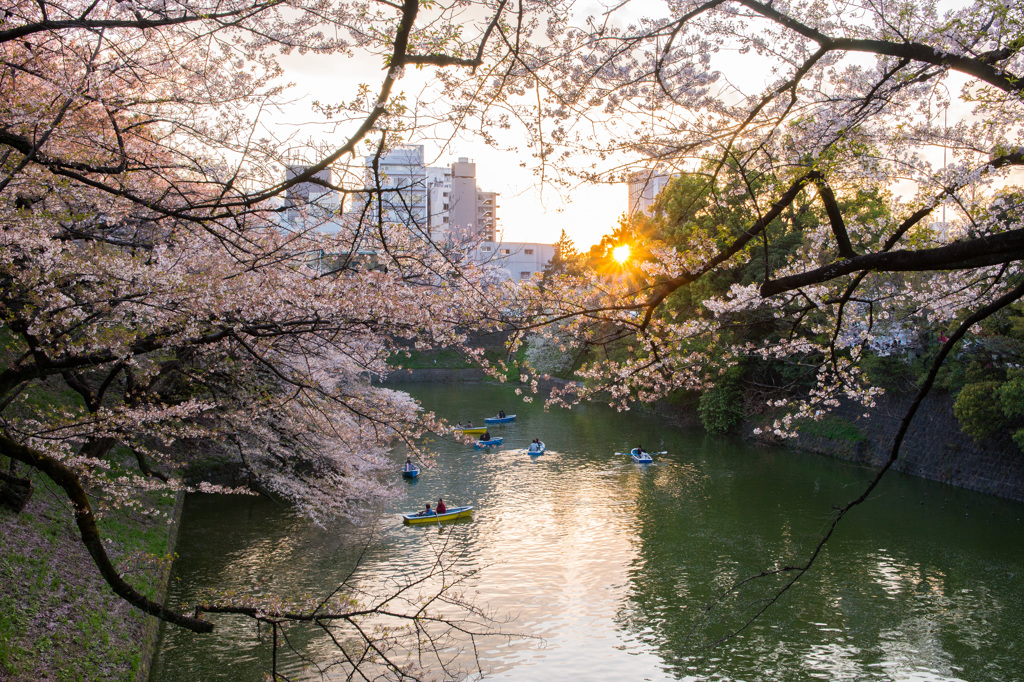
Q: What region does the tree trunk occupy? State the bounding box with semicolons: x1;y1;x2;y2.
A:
0;469;33;512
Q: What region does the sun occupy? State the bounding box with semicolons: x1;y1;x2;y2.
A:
612;244;631;264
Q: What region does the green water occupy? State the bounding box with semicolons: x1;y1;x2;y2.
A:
152;382;1024;681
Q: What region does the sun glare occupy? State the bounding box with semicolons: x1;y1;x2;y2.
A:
612;244;631;264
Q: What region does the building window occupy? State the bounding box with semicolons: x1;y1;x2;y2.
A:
443;204;449;210
500;248;510;255
525;249;534;255
521;271;531;279
443;217;448;223
481;245;492;252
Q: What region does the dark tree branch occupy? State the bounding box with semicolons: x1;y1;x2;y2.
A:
761;228;1024;297
0;4;281;44
0;433;213;633
813;179;856;259
735;0;1024;94
639;170;820;328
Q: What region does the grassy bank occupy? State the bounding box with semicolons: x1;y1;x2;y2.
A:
390;346;511;370
0;472;176;681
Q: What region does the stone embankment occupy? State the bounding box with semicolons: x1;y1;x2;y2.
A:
391;369;1024;503
385;367;489;382
776;389;1024;503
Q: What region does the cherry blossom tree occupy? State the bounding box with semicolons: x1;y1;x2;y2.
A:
5;0;1024;665
480;0;1024;625
0;0;525;641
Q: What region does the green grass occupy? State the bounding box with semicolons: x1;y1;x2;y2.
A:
0;473;175;681
390;347;476;369
797;415;867;443
390;347;511;370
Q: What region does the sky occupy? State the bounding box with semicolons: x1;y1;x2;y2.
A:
471;154;627;249
265;0;671;251
272;52;628;250
268;0;976;250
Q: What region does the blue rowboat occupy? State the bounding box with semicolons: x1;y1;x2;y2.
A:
402;506;473;525
484;414;516;423
613;448;666;457
629;447;656;463
474;437;503;448
614;448;663;462
526;441;546;455
401;466;419;478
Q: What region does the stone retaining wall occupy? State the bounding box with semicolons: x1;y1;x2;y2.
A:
383;368;489;382
137;491;185;682
774;389;1024;503
387;370;1024;503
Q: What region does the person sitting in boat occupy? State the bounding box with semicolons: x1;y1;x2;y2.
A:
636;445;646;454
456;421;464;429
481;430;491;441
403;458;415;472
528;439;540;452
498;410;505;418
466;420;473;427
418;503;433;517
436;498;447;514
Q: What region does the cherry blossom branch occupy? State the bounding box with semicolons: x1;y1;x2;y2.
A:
0;433;213;633
721;273;1024;635
734;0;1024;94
761;227;1024;296
0;2;282;45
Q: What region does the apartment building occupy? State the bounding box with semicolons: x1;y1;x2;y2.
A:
628;169;675;217
284;147;553;281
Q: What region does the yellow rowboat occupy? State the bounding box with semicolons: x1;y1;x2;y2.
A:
458;426;487;434
402;506;473;525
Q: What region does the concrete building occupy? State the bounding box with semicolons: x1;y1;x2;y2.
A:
475;190;498;241
284;148;553;282
628;169;675;217
475;241;555;281
426;157;499;242
364;146;430;235
282;164;338;227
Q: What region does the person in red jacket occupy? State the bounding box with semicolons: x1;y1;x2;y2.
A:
436;498;447;514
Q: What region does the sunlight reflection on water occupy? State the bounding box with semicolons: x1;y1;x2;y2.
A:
152;383;1024;681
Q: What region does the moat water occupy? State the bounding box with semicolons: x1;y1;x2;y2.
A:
152;382;1024;681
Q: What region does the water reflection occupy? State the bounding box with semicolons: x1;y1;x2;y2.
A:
153;383;1024;681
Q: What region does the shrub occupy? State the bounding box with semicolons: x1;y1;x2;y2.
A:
954;381;1009;440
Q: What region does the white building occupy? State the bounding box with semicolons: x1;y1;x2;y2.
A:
928;221;966;242
475;241;555;281
284;148;553;281
282;164;339;228
628;169;675;217
362;146;430;236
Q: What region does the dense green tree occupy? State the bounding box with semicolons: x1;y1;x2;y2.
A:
543;229;585;278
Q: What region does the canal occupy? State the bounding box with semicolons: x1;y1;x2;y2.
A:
152;382;1024;681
